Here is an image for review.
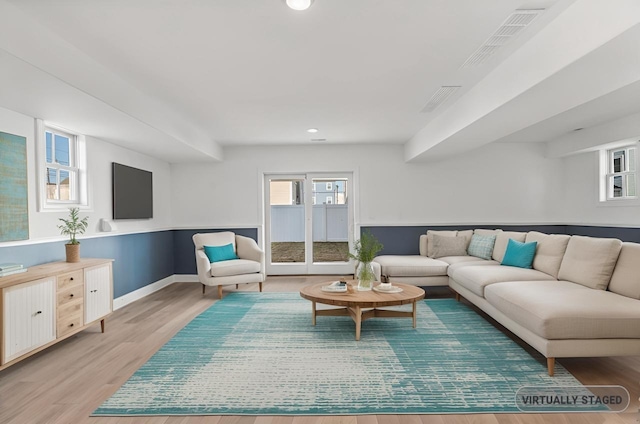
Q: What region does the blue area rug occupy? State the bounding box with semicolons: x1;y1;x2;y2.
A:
94;293;599;416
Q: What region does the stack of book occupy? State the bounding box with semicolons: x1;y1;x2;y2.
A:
0;263;27;278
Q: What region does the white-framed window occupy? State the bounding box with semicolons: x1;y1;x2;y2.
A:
325;196;333;204
600;143;637;202
36;120;89;211
326;182;332;190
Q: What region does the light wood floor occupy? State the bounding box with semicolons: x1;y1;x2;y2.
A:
0;276;638;424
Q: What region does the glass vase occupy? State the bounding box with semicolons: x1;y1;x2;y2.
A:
357;261;375;291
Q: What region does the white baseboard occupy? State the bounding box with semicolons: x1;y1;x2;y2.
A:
113;274;199;310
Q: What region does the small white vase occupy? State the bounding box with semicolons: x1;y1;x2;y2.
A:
357;261;375;291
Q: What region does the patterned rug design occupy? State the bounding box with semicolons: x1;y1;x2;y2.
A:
94;293;595;416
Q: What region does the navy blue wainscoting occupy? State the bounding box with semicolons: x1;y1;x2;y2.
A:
80;232;175;298
0;231;175;299
172;228;259;275
566;225;640;243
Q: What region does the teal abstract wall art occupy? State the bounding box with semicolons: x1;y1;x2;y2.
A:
0;131;29;242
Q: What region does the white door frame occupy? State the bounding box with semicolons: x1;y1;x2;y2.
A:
264;172;354;275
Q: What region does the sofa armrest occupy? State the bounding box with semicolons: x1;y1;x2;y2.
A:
236;235;265;274
419;234;428;256
195;250;212;282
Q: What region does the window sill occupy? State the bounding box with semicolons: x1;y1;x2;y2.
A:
597;198;640;208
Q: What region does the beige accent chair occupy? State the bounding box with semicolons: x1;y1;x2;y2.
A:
193;232;265;298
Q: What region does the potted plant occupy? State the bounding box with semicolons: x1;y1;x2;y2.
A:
349;230;383;291
58;207;89;263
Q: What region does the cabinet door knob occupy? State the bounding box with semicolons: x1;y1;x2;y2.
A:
35;310;42;315
70;293;74;298
70;277;74;281
69;323;74;327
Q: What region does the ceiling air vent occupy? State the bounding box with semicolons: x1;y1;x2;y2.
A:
421;86;461;113
462;9;544;68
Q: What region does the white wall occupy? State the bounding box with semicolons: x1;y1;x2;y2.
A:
170;142;565;230
0;105;173;245
560;151;640;227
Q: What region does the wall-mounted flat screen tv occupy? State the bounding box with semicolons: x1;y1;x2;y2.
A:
112;162;153;219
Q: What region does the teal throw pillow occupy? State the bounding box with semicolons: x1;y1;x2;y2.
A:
467;234;496;260
204;243;239;263
501;238;537;269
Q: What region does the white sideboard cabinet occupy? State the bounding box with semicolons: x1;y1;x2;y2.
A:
0;258;113;370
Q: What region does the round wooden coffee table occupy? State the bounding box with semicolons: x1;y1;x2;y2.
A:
299;282;425;340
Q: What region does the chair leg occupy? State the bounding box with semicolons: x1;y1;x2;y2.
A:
202;284;206;295
259;282;263;292
217;285;223;299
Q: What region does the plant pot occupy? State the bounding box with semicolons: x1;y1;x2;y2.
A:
65;244;80;263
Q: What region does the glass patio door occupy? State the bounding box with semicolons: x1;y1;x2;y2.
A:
265;173;353;275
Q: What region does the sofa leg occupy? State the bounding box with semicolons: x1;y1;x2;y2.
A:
202;284;206;295
217;285;223;299
259;282;263;292
547;357;555;376
236;284;239;289
455;292;460;302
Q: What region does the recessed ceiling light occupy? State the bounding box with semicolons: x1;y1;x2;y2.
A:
307;128;319;133
286;0;314;11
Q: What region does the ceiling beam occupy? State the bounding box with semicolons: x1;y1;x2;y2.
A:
404;0;640;163
0;0;223;163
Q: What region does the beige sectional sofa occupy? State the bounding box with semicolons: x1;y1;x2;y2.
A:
372;229;640;376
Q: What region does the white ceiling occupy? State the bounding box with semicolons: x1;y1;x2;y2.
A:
1;0;639;163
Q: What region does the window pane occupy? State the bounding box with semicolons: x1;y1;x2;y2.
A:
312;178;348;263
629;148;636;172
59;170;71;201
612;175;623;198
46;132;53;163
46;167;58;200
613;150;625;173
54;134;70;166
270;179;305;263
626;174;637;197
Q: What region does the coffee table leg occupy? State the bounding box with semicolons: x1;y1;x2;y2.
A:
412;301;417;328
312;301;316;326
355;306;362;341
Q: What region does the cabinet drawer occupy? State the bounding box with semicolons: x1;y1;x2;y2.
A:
57;311;83;338
57;270;84;290
58;297;84;319
57;284;84;307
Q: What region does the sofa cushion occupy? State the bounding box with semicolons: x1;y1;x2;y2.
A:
446;259;499;276
501;239;537;269
485;280;640;339
426;230;457;257
492;231;527;262
467;234;496;260
439;256;487;266
458;230;474;248
210;259;261;277
557;235;622;290
449;264;555;297
608;242;640;299
473;229;502;236
525;231;570;279
374;255;448;277
431;234;468;258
